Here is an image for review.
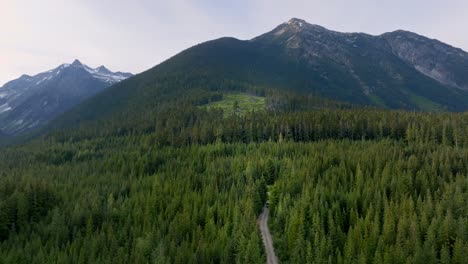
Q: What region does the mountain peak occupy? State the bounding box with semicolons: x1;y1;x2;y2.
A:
0;60;132;135
20;74;32;79
96;65;111;74
252;18;329;44
284;18;326;31
71;59;83;66
383;29;421;38
287;18;307;26
259;18;329;39
284;18;308;31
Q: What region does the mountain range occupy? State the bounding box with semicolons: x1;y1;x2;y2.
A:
0;60;132;135
44;18;468;134
2;18;468;137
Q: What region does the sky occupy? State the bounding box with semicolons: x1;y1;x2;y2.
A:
1;0;468;86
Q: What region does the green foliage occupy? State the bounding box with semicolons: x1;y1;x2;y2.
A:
1;137;467;263
406;91;445;112
268;141;468;263
201;93;265;117
0;178;58;241
1;89;468;263
0;141;269;263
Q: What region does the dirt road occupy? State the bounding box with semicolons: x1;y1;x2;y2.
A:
258;205;279;264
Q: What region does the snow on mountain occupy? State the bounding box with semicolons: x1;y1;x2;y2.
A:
0;60;133;135
68;59;132;84
83;64;131;83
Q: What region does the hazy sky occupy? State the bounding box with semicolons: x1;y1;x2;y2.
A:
1;0;468;86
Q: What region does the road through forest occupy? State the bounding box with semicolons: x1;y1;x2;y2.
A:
258;205;279;264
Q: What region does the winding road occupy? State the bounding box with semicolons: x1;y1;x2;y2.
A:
258;205;279;264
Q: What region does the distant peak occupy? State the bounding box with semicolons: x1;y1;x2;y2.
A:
71;59;83;66
287;18;307;25
96;65;111;73
381;30;426;41
385;29;418;36
20;74;32;79
285;18;307;29
283;18;327;32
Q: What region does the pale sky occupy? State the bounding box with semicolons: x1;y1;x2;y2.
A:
1;0;468;86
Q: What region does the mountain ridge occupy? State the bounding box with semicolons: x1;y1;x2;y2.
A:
12;18;468;138
0;60;132;135
261;19;468;92
249;19;468;109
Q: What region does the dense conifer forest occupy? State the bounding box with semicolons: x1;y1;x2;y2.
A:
1;89;467;263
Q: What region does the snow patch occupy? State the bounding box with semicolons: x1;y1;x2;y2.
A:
274;27;287;36
28;120;40;129
82;64;130;84
0;103;12;114
0;91;9;99
36;76;53;85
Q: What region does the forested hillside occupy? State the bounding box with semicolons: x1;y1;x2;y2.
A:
40;19;468;138
40;18;468;135
0;132;8;146
1;100;468;263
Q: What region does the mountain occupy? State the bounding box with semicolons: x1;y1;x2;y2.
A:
45;19;468;135
382;30;468;90
253;18;468;110
0;130;8;142
0;60;132;135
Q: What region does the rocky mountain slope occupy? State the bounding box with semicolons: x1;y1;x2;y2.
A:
0;60;132;135
382;30;468;90
252;18;468;110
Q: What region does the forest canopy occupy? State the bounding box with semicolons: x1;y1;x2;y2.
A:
1;90;467;263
